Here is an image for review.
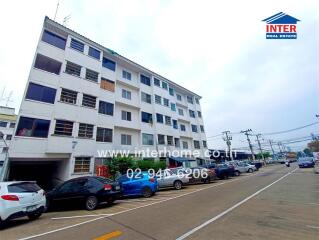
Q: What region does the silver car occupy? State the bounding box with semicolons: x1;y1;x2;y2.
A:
157;169;189;190
228;161;256;175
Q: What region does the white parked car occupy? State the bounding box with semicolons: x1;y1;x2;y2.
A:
0;181;46;227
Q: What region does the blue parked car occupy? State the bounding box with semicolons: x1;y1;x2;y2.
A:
298;157;315;168
117;172;158;198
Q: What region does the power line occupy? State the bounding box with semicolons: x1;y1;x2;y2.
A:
262;121;319;135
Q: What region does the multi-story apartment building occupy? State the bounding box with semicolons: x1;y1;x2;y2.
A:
8;17;207;186
0;106;16;179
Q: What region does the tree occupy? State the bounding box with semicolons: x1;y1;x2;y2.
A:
256;152;271;159
303;148;312;157
308;140;319;152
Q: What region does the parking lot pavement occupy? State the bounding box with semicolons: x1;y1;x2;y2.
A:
2;164;318;240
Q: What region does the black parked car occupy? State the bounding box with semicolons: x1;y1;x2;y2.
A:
207;163;235;179
46;176;122;211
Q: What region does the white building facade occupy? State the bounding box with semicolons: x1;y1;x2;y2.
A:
9;17;208;185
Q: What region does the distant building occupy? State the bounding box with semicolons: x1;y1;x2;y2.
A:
0;106;16;178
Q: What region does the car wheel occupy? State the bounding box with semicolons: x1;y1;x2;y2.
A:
85;196;99;211
28;211;42;220
234;171;240;176
173;180;183;190
248;168;253;173
142;187;153;198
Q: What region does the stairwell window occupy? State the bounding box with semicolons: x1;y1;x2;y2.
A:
54;120;74;136
155;95;162;104
180;124;186;132
187;96;194;104
42;30;66;50
194;140;200;149
200;125;205;132
78;123;94;138
142;133;154;145
172;120;178;129
102;57;116;71
158;134;165;145
162;81;168;90
96;127;112;142
203;140;207;148
70;38;84;52
141;92;151;104
154;78;160;87
60;89;77;104
121;134;132;145
167;136;173;146
156;113;164;123
141;112;153;123
122;89;131;100
197;111;202;118
140;75;151;86
74;157;91;173
163;98;169;107
98;101;114;116
121;111;132;121
178;108;184;116
177;94;182;101
88;47;100;60
82;94;96;108
182;141;188;149
26;82;56;104
16;117;50;138
174;138;180;148
189;110;196;118
170;103;176;111
165;116;171;126
191;124;198;133
65;61;81;77
169;88;174;96
34;54;62;75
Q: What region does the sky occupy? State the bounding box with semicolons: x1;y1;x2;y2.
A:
0;0;318;152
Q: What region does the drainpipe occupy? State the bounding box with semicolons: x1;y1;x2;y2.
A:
0;131;9;181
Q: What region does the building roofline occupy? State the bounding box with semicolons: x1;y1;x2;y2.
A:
44;16;202;99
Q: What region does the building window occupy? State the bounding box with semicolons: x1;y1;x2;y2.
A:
141;112;153;123
141;92;151;104
100;78;115;92
165;116;171;125
96;127;112;142
121;134;132;145
156;113;163;123
78;123;94;138
140;75;151;86
154;78;160;86
189;110;196;118
5;135;12;140
88;47;100;60
169;87;174;96
170;103;176;111
180;124;186;132
142;133;153;145
34;54;62;75
194;140;200;149
60;88;77;104
163;98;169;107
102;57;116;71
162;81;168;90
42;30;66;50
177;94;182;101
82;94;96;108
122;89;131;100
2;147;8;153
70;38;84;52
172;120;178;129
26;82;56;104
74;157;91;173
54;120;73;136
182;141;188;149
9;122;15;128
187;96;193;104
167;136;173;145
200;125;205;132
121;111;132;121
65;61;81;77
191;124;198;133
178;108;184;116
203;140;207;148
122;70;131;80
155;95;162;104
174;138;180;148
85;69;99;82
98;101;114;116
197;111;202;118
158;134;165;145
195;98;200;104
16;116;50;138
0;121;7;127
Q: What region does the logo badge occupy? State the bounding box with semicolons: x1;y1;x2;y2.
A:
262;12;300;39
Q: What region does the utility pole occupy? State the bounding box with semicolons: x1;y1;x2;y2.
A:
255;134;265;164
241;129;255;160
222;131;233;161
277;141;283;158
269;140;276;160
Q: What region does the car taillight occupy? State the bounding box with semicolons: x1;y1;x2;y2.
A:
104;184;112;191
149;178;155;183
209;169;215;174
1;195;19;201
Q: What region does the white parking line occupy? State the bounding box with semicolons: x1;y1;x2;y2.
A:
20;167;277;240
175;168;298;240
307;225;319;229
51;214;114;220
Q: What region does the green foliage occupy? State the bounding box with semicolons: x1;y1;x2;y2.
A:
256;152;271;159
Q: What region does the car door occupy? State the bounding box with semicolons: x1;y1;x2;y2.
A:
52;180;77;205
